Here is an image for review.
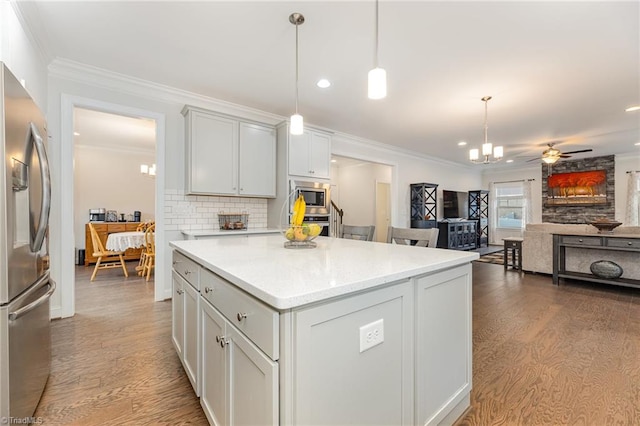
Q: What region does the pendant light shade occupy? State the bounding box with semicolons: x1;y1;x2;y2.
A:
368;67;387;100
289;13;305;135
290;113;304;135
368;0;387;100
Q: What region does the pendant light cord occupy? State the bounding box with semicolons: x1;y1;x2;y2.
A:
374;0;379;68
484;98;488;145
295;21;299;114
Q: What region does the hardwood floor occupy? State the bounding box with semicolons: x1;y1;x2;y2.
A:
34;263;207;425
458;262;640;426
34;261;640;425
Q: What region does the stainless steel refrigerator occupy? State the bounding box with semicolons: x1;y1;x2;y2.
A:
0;62;54;420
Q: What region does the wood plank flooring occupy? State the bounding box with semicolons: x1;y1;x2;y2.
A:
33;261;640;425
34;264;207;425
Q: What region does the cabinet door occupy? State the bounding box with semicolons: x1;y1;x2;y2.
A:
238;122;276;197
200;299;228;426
171;272;184;359
188;111;238;195
183;281;200;396
228;326;279;426
288;131;312;177
309;131;331;179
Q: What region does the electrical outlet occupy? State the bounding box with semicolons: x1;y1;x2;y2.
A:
359;319;384;353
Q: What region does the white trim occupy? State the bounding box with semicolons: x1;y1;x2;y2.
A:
56;94;166;318
8;1;52;67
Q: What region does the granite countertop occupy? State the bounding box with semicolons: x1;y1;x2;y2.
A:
170;235;478;310
181;228;281;237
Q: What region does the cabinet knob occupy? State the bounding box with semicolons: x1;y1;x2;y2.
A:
578;239;583;242
220;337;229;348
237;312;247;322
184;270;191;275
176;289;184;295
204;287;213;294
629;241;633;246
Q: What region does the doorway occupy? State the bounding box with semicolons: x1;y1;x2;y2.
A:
58;95;165;318
73;107;156;284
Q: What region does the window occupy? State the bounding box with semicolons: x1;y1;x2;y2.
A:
495;182;524;229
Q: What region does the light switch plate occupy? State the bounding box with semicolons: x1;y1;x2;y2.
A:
359;319;384;353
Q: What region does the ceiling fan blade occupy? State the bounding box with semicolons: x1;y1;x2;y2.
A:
526;157;542;162
559;154;572;158
561;148;593;155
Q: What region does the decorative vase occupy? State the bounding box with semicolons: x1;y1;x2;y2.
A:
589;218;622;234
590;260;623;279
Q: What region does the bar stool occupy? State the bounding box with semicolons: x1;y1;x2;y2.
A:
503;237;523;271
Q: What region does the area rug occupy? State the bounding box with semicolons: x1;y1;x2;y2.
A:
475;250;504;265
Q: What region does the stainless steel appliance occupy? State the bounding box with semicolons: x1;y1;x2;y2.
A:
89;208;106;221
0;62;54;420
290;180;330;215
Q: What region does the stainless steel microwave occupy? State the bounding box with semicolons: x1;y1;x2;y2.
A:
290;180;331;216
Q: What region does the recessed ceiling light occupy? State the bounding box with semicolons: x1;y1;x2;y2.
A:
457;141;467;146
73;132;80;136
317;79;331;89
331;159;337;163
506;159;514;163
626;106;640;112
635;142;640;146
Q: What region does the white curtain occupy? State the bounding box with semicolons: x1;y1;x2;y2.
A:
489;182;497;244
522;180;533;228
626;172;640;225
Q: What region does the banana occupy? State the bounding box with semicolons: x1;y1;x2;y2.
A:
297;195;306;226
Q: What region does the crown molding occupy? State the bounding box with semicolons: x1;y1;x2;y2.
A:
48;58;284;125
10;1;53;67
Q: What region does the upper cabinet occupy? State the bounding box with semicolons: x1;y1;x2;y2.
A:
182;106;276;197
287;128;331;180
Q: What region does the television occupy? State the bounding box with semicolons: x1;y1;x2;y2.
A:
442;190;468;219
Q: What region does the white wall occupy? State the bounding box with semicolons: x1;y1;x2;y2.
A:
0;1;48;111
332;162;392;227
73;144;156;250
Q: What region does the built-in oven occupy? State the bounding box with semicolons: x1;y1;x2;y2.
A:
290;180;330;216
303;215;330;237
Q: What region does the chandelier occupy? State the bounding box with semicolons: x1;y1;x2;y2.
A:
469;96;503;164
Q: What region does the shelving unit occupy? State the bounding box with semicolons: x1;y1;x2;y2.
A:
468;190;489;248
410;183;438;229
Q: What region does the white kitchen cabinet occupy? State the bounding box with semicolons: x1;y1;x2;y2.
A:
182;106;275;197
172;251;201;396
288;128;331;179
238;122;276;197
200;296;278;426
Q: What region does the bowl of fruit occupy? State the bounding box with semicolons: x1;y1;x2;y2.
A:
282;194;323;248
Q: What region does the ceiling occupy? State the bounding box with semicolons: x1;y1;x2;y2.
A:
20;1;640;168
73;108;156;153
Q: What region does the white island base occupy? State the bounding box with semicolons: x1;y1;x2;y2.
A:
170;235;477;425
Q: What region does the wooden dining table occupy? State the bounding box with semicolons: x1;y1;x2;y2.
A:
106;231;146;252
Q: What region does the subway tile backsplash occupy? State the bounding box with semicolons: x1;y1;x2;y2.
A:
164;189;268;231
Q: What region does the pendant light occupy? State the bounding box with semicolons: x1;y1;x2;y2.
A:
368;0;387;99
289;13;305;135
469;96;503;164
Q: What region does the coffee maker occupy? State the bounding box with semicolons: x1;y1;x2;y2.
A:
89;208;106;221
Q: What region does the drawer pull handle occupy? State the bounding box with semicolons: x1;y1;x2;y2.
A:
237;312;247;322
216;335;221;343
219;337;229;348
172;260;182;266
578;239;583;242
629;242;633;246
204;287;213;294
184;270;191;275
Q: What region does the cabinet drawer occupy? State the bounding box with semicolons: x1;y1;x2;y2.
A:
91;224;107;232
201;268;279;360
126;223;140;231
560;236;602;246
606;238;640;250
173;251;200;290
504;239;522;249
108;224;126;232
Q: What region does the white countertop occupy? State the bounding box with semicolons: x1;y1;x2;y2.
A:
181;228;280;238
170;235;479;310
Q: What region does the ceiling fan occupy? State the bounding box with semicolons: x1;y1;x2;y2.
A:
527;143;593;164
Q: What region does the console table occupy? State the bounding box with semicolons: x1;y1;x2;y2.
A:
437;220;477;251
552;233;640;289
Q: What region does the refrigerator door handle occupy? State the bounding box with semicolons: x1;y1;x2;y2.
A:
9;275;55;321
28;122;51;253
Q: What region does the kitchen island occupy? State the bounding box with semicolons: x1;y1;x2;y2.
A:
170;235;478;425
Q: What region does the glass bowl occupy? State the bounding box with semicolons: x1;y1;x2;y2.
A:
282;224;324;249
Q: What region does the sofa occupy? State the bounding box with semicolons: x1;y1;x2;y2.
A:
522;223;640;279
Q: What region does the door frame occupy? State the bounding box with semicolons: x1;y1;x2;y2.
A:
375;181;392;243
58;94;165;317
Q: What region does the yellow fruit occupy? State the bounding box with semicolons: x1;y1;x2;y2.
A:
308;223;321;237
297;196;306;226
294;227;307;241
284;227;295;240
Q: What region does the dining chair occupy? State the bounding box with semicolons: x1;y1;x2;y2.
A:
341;225;376;241
141;223;156;281
386;227;439;248
88;222;129;281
